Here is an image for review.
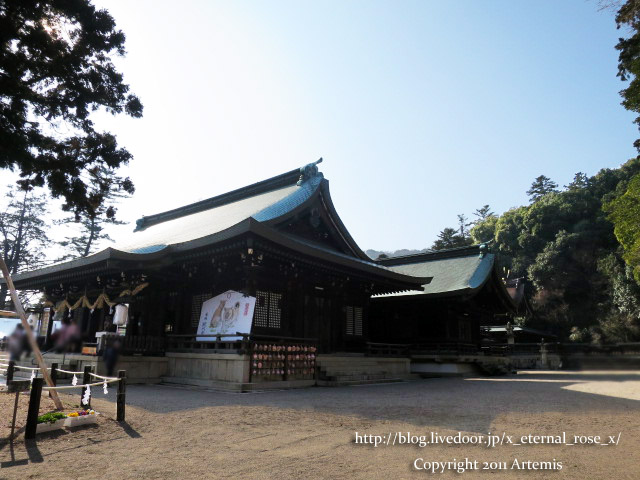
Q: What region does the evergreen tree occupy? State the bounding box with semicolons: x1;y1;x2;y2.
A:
0;185;50;308
526;175;559;203
566;172;590;190
57;166;129;259
0;0;142;218
473;204;495;222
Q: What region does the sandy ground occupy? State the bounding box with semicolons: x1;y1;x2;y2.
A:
1;370;639;479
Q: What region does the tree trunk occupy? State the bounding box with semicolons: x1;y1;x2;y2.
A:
83;217;96;257
0;283;7;309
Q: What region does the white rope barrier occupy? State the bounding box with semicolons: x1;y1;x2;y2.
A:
0;363;9;367
55;368;85;375
88;372;119;381
13;365;41;371
42;378;120;390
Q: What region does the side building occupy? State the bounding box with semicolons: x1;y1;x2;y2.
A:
370;244;519;354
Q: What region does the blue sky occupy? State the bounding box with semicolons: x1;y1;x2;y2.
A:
3;0;637;253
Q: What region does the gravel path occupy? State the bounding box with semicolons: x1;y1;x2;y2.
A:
1;370;639;479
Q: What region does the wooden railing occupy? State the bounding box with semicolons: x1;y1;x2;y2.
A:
410;342;480;356
165;333;319;355
366;342;410;356
480;343;558;356
165;333;250;353
558;342;640;355
102;335;166;356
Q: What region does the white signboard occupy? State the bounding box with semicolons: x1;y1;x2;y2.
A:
196;290;256;341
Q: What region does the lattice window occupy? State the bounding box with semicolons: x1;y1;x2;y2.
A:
191;293;212;327
269;293;282;329
254;290;282;329
345;306;354;335
345;306;363;336
254;291;269;328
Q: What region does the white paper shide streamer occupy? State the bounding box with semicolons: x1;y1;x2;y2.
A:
82;384;91;405
103;380;108;395
30;370;35;383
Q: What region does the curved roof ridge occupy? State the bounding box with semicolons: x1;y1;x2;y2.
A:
134;160;324;232
377;244;487;266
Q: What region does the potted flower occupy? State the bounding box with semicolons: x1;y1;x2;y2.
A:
36;410;98;434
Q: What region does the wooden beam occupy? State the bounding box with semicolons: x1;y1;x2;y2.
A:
0;258;63;410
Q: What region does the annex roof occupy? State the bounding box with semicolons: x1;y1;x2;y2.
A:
373;244;512;303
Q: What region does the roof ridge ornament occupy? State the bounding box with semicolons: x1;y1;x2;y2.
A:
297;158;323;186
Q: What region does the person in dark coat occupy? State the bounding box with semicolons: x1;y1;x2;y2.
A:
103;339;121;377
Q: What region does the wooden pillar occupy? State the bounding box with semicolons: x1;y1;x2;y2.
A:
50;363;58;386
116;370;126;422
7;360;15;383
25;377;43;439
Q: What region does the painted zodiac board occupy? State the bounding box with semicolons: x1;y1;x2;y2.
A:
196;290;256;341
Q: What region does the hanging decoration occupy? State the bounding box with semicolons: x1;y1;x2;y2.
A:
103;380;108;395
72;374;78;386
82;385;91;405
30;370;36;383
44;282;149;312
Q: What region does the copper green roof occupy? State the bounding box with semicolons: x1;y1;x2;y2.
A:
374;245;514;305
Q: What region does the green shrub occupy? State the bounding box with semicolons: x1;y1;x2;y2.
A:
37;412;66;424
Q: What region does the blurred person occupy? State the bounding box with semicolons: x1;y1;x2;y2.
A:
8;323;25;361
54;317;82;353
103;339;121;376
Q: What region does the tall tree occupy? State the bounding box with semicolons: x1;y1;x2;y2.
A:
431;226;471;251
526;175;559;203
604;173;640;283
470;215;498;244
57;165;129;259
473;204;494;222
0;185;50;308
615;0;640;151
456;214;472;239
566;172;590;191
0;0;142;218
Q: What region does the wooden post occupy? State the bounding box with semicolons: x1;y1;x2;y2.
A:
50;362;58;386
25;377;43;439
11;391;20;439
116;370;126;422
81;365;92;409
0;258;63;410
7;360;14;383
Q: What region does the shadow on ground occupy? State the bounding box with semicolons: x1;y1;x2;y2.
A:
81;370;640;434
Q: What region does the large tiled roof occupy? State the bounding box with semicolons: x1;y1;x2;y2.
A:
8;160;429;289
118;177;322;254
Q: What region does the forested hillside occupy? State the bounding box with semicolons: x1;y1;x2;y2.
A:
469;160;640;342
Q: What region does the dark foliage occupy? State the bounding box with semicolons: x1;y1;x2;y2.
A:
0;0;142;218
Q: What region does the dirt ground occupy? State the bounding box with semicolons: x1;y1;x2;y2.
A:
1;370;639;479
